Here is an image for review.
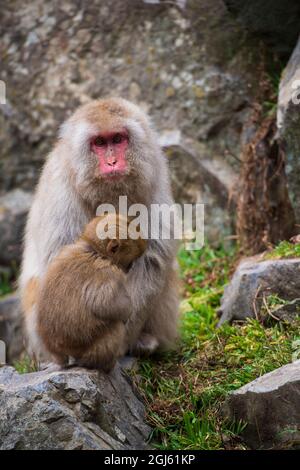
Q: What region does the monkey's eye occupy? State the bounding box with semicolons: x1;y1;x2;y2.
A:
94;136;106;147
112;133;123;144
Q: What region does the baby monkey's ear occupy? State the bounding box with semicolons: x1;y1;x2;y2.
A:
106;239;121;256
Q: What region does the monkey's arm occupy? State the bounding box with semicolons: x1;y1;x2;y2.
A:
125;239;175;345
83;268;133;323
20;154;92;294
129;238;175;302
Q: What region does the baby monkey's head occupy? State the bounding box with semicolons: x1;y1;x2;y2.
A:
81;213;147;269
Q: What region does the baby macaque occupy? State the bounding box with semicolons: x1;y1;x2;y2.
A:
37;213;147;371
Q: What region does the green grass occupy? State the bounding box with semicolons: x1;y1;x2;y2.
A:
0;272;13;297
264;241;300;260
262;62;283;117
14;355;38;374
135;243;300;450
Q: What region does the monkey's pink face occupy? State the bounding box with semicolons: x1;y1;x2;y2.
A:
91;129;129;180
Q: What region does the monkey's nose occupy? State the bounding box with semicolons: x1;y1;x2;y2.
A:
107;157;117;166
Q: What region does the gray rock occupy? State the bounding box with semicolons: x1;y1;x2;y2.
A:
0;0;265;242
0;293;24;363
218;257;300;325
278;37;300;223
224;0;300;58
223;360;300;449
0;189;33;265
160;132;236;242
0;364;151;450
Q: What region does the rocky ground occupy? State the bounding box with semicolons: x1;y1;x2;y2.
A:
2;241;300;450
0;363;150;450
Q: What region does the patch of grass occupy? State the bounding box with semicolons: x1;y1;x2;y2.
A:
262;63;282;117
265;293;289;308
135;243;300;450
0;272;13;297
178;244;236;296
264;241;300;260
13;355;38;374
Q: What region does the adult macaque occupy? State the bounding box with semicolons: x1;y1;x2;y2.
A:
37;214;147;371
20;97;179;362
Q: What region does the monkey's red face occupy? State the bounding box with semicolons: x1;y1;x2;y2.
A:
91;130;129;179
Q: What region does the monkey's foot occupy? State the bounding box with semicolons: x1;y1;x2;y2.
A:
131;333;159;356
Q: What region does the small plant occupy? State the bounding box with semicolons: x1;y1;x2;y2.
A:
0;272;13;297
13;355;38;374
292;339;300;362
264;241;300;260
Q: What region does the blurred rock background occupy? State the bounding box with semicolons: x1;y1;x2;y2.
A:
0;0;300;266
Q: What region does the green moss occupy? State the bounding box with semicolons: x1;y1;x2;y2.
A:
264;241;300;260
136;243;300;450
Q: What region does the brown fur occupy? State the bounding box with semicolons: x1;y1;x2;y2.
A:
37;214;147;371
67;100;130;140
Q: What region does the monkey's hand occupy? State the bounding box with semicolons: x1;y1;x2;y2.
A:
126;240;170;310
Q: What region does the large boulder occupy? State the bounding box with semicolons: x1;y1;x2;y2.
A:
224;0;300;59
218;257;300;325
278;37;300;223
223;360;300;449
0;0;266;242
0;293;24;363
0;189;33;265
0;364;151;450
159;131;236;241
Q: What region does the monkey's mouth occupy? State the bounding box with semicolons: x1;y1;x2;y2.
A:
103;169;127;181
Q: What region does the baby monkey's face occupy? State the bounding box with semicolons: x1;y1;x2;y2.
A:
82;214;147;269
106;236;147;269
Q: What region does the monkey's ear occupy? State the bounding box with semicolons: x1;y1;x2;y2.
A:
106;239;121;256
